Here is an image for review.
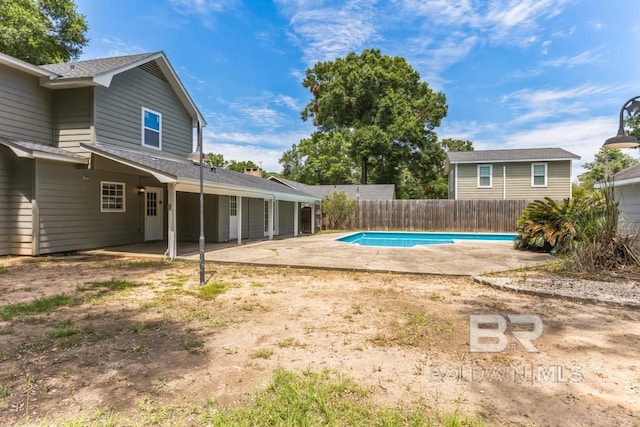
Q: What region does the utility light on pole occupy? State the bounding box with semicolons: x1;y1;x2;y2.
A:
603;96;640;149
187;122;206;285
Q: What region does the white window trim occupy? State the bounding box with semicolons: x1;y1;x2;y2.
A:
531;162;548;187
142;107;162;151
100;181;126;213
477;164;493;188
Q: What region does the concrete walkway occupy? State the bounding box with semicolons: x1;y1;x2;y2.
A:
170;233;555;276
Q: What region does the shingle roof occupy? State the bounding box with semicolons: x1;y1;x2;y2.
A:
447;148;580;163
0;136;88;163
40;53;158;78
613;162;640;182
81;143;318;201
269;176;395;200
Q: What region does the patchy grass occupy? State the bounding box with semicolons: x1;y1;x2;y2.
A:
0;294;77;321
276;337;308;349
77;279;141;293
183;338;205;354
370;312;454;347
201;369;485;427
0;266;8;275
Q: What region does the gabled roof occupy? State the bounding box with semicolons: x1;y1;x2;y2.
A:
81;143;319;202
0;135;88;164
612;162;640;187
268;176;395;200
39;52;206;126
447;148;580;163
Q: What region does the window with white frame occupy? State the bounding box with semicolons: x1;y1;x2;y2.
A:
229;196;237;217
477;164;492;188
532;163;547;187
101;181;126;212
142;107;162;150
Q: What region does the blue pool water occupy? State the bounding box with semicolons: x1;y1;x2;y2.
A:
336;231;517;248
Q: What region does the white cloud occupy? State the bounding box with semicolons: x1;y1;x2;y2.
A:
169;0;237;28
542;49;601;68
541;40;551;55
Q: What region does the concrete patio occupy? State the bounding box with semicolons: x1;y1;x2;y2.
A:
90;232;556;276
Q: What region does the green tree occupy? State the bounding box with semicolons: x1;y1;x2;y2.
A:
441;138;474;152
0;0;89;64
300;49;447;187
205;153;226;167
227;159;259;173
578;147;638;187
280;131;357;185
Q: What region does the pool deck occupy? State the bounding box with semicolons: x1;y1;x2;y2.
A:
94;232;556;276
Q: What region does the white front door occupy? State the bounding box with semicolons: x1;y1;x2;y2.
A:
229;195;238;240
144;187;164;241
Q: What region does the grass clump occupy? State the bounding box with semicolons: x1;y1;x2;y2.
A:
0;294;76;321
196;282;230;300
0;266;8;275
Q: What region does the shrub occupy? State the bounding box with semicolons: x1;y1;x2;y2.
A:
321;191;357;230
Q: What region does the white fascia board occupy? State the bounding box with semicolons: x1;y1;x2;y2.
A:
32;151;89;164
177;178;318;202
600;176;640;188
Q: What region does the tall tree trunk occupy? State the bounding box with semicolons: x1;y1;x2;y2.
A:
361;157;368;184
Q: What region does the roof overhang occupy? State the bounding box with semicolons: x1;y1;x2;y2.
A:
0;52;59;78
596;177;640;188
448;157;579;165
0;137;89;165
82;144;318;202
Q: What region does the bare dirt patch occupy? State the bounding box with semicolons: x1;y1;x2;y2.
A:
0;255;639;426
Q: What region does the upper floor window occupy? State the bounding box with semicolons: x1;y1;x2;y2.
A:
477;164;492;188
142;107;162;150
532;163;547;187
101;181;126;212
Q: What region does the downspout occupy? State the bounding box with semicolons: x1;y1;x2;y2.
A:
503;166;506;200
454;163;458;200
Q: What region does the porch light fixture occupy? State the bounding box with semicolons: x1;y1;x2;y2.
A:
187;122;206;285
603;96;640;149
136;185;146;196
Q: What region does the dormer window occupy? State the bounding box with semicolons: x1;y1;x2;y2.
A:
142;107;162;150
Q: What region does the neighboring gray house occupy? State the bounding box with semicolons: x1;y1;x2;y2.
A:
611;163;640;246
445;148;580;200
267;176;396;201
0;51;317;257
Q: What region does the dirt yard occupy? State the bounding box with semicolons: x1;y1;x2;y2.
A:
0;254;638;426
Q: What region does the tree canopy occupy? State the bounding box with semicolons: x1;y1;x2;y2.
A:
205;153;260;174
0;0;88;65
578;147;638;186
282;49;448;198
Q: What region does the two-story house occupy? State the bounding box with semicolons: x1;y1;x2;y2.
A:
445;148;580;200
0;51;317;257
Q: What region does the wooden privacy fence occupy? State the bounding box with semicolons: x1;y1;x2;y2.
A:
357;199;533;233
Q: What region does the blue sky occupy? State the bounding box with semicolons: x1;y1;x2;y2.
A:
75;0;640;179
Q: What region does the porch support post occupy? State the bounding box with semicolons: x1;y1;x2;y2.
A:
167;183;177;259
293;201;299;236
311;202;316;234
237;195;242;245
268;198;274;240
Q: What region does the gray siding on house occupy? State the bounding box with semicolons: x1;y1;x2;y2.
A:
278;201;295;235
36;159;145;254
9;157;34;255
218;195;230;242
0;64;53;145
176;193;219;243
455;161;571;200
94;67;193;157
247;198;264;239
53;88;93;153
616;184;640;248
0;146;10;255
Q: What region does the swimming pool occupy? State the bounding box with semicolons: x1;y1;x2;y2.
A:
336;231;517;248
